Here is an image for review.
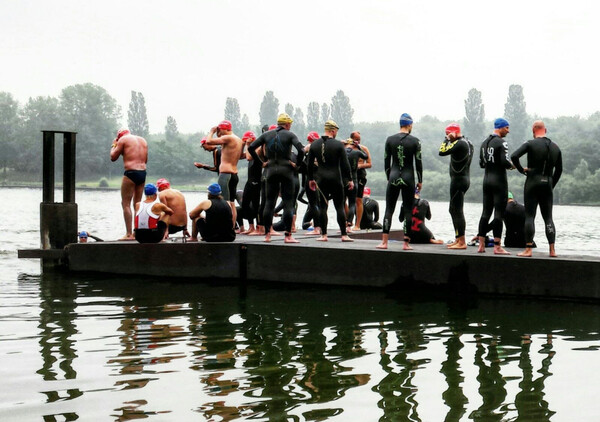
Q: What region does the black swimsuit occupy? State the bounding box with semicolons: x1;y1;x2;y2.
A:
124;170;146;186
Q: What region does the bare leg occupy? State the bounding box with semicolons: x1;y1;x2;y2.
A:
264;232;272;243
341;235;354;242
316;234;328;242
119;176;136;240
403;238;413;251
448;235;467;249
376;233;389;249
353;198;363;231
229;201;237;229
284;232;300;243
549;243;557;257
189;217;199;241
477;236;486;253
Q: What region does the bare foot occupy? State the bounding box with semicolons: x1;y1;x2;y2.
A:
494;246;511;255
247;230;264;236
264;233;271;243
447;240;458;248
341;235;354;242
316;235;328;242
352;226;361;231
188;237;198;242
517;249;532;257
448;243;467;250
549;245;557;257
403;242;413;250
376;242;388;249
118;234;135;241
284;235;300;243
305;230;321;236
477;246;486;253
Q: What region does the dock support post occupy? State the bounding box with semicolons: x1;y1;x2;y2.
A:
40;131;78;270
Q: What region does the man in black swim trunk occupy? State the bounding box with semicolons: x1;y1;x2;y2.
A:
110;129;149;240
477;118;514;255
511;120;563;257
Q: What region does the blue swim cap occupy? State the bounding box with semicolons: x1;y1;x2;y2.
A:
494;118;509;129
78;231;88;238
144;183;157;195
207;183;222;195
399;113;413;127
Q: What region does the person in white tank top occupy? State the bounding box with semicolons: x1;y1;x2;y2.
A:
134;184;173;243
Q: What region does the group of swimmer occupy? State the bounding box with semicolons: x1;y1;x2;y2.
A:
109;111;562;257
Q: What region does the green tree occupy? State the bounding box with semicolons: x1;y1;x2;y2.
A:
306;101;320;131
293;107;306;138
241;114;250;133
165;116;180;142
504;84;529;146
224;97;242;131
0;92;20;182
60;83;121;178
573;158;590;180
330;90;354;134
259;91;279;126
127;91;149;137
463;88;486;142
320;103;330;128
18;96;62;174
284;103;294;116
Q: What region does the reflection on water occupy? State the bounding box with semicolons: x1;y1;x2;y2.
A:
1;273;598;421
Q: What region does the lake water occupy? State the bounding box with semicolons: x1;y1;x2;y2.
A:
1;187;599;421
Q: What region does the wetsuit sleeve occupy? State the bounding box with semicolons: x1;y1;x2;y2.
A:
439;139;456;156
384;139;391;180
307;146;316;181
248;135;266;164
500;140;513;169
552;149;563;188
292;135;305;165
415;140;423;184
425;201;431;220
373;201;379;222
357;145;368;160
479;138;487;169
340;144;352;184
510;142;528;175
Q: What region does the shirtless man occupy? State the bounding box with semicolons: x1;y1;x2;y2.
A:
110;129;148;240
156;178;190;239
194;137;221;174
205;120;244;228
351;131;372;231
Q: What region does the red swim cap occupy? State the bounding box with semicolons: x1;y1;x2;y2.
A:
268;124;277;131
200;137;207;145
242;131;256;141
445;123;461;135
218;120;232;131
116;129;130;140
307;131;320;143
364;187;371;196
156;178;170;191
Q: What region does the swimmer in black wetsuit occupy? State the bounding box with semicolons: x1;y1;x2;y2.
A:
503;192;530;248
239;131;263;235
477;118;514;255
377;113;423;250
511;120;563;257
299;132;321;233
352;131;372;231
359;187;382;230
248;113;304;243
399;190;444;244
344;138;368;230
307;120;354;242
439;123;473;249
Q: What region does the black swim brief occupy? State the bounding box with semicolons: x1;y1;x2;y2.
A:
135;221;167;243
124;170;147;186
218;172;239;202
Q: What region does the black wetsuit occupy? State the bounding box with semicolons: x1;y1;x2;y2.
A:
439;136;474;238
504;200;528;248
477;134;513;240
382;132;423;241
241;152;263;226
307;136;352;236
248;127;304;235
357;166;367;199
345;146;368;225
360;197;382;230
511;137;563;246
400;198;434;244
196;198;236;242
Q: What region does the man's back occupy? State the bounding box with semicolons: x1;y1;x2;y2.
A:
159;189;187;226
120;134;148;170
219;135;243;173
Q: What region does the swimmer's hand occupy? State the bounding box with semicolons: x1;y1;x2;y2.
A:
262;160;269;168
289;160;296;168
347;181;354;190
309;180;317;191
523;167;529;174
194;162;204;169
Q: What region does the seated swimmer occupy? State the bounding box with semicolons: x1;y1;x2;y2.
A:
156;178;190;238
189;183;236;242
504;192;536;248
400;190;443;244
359;187;383;230
134;183;174;244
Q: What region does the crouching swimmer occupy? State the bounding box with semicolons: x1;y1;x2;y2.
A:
134;183;174;243
189;183;236;242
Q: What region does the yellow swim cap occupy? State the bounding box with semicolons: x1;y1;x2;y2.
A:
324;120;339;130
277;113;294;124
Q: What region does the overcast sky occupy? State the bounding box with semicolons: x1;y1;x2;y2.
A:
2;0;599;133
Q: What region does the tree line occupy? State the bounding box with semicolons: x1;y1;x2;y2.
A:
1;83;599;205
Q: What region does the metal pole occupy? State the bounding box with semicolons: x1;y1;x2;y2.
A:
42;131;55;203
63;132;76;203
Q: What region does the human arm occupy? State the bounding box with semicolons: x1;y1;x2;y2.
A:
415;140;423;184
248;135;266;165
552;149;563;188
500;140;514;169
358;145;372;169
189;200;211;220
110;137;124;161
384;139;391;180
439;137;457;156
510;142;528;175
153;202;174;216
339;144;353;188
